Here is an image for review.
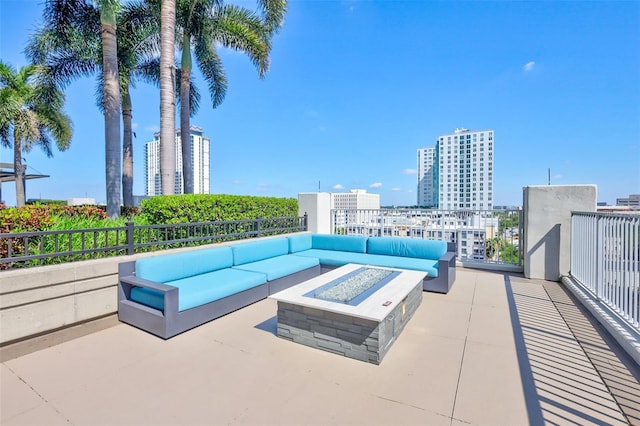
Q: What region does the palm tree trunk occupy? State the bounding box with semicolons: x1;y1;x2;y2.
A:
160;0;176;195
100;4;122;218
180;32;194;194
122;89;134;207
13;135;25;208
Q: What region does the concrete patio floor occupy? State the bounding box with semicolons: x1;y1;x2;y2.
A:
2;268;640;425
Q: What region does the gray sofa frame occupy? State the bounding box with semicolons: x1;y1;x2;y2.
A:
117;240;456;339
423;242;457;294
117;261;321;339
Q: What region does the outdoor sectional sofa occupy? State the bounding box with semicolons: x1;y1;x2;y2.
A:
118;234;456;339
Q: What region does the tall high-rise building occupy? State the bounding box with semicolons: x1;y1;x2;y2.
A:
417;147;436;207
145;126;210;196
417;128;494;210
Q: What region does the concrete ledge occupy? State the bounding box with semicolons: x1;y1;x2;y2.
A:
561;275;640;366
459;261;524;274
0;314;119;362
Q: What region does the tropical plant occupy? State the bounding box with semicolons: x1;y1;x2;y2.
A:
148;0;286;194
28;0;161;209
159;0;176;195
96;0;123;218
26;0;121;217
0;61;72;207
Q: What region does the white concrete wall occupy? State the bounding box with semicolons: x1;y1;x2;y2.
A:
0;258;120;345
67;198;96;206
523;185;597;281
298;192;332;234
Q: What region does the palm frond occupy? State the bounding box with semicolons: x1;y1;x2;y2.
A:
209;4;270;77
257;0;287;34
194;39;227;108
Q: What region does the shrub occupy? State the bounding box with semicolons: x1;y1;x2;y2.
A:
140;194;298;224
121;206;140;218
0;205;56;269
26;199;66;206
0;205;56;233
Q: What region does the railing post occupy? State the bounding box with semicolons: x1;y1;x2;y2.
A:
126;221;135;255
303;212;308;231
596;215;603;299
257;216;262;237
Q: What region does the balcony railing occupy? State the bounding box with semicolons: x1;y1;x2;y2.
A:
570;211;640;331
330;208;523;266
0;215;307;270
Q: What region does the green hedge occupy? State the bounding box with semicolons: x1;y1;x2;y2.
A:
140;194;299;224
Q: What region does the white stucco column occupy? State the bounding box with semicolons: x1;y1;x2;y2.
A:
523;185;597;281
298;192;332;234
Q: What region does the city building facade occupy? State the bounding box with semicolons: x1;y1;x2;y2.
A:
417;128;494;211
330;189;380;229
331;189;380;210
417;147;436;207
145;126;210;196
616;194;640;208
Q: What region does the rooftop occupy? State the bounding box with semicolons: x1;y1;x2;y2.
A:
2;268;639;425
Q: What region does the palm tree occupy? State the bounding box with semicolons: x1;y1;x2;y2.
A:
96;0;122;217
28;0;159;208
28;0;121;216
159;0;176;195
0;62;72;207
168;0;286;194
101;1;160;206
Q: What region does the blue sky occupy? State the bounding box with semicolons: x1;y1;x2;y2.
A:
1;0;639;207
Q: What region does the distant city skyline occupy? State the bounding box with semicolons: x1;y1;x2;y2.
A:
1;1;638;207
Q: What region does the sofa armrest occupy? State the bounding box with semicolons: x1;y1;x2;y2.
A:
439;251;456;266
424;250;457;294
118;274;179;314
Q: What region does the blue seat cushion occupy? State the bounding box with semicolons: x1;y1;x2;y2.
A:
287;234;312;253
367;237;447;260
232;254;319;281
311;234;368;253
232;238;289;265
293;249;373;266
130;268;267;312
135;247;233;283
293;249;439;277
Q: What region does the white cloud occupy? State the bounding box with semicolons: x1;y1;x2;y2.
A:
391;187;401;192
231;180;243;185
131;122;139;130
144;125;160;133
332;184;344;190
369;182;383;189
523;61;536;72
553;174;563;180
403;168;417;175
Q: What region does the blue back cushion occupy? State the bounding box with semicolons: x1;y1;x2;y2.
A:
311;234;368;253
288;234;312;253
367;237;447;260
135;246;233;283
232;238;289;265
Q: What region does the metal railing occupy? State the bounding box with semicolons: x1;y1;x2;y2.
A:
570;211;640;330
0;215;307;270
330;208;523;266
